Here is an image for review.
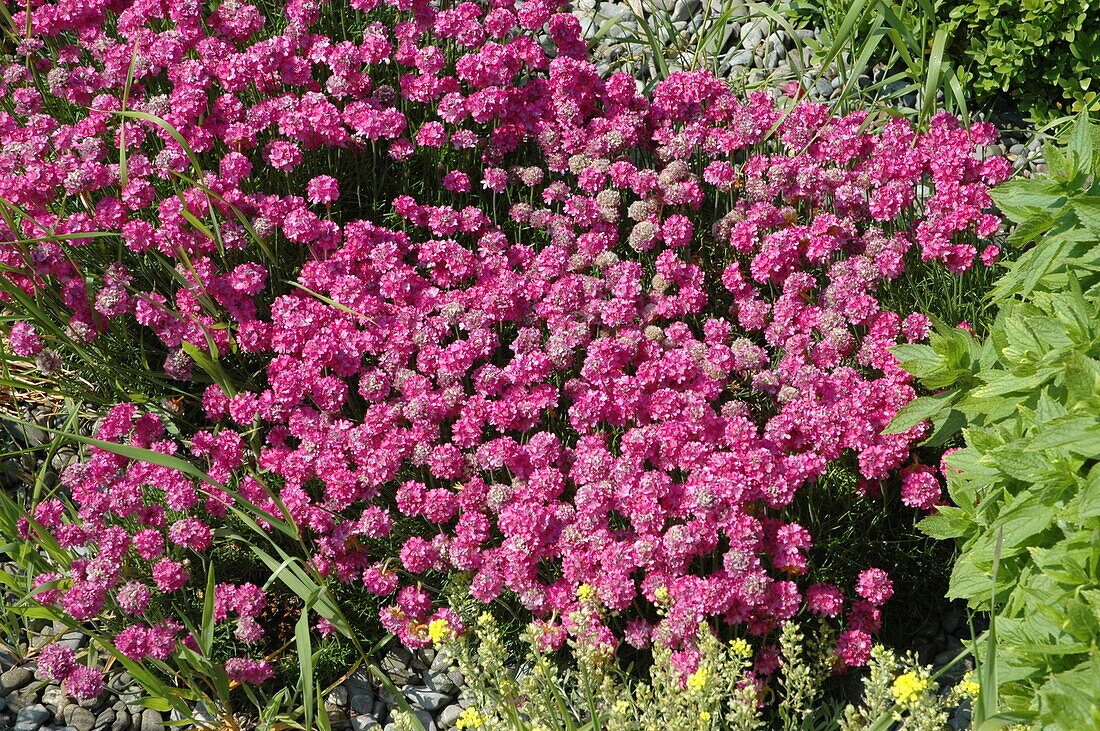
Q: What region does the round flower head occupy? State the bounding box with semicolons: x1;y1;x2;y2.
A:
36;643;77;681
900;465;942;511
8;322;42;357
225;657;274;684
855;568;894;606
306;175;340;205
62;665;104;701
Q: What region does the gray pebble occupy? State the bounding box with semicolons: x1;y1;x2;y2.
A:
728;49;753;67
64;705;95;731
1009;143;1025;155
325;686;348;708
438;704;463;730
381;647;414;682
8;688;40;714
1;667;35;693
92;708;115;731
423;668;456;696
110;710;132;731
14;704;51;731
408;709;437;731
350;714;381;731
403;686;450;712
815;79;832;97
139;709;163;731
349;689;374;715
41;686;64;711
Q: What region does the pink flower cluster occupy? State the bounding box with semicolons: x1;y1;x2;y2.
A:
3;0;1002;681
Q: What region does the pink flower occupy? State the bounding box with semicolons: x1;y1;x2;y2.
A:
114;624;149;660
63;665;104;701
835;629;872;667
900;465;942;511
37;643;77;681
8;322;42;356
855;568;894;606
306;175;340;205
116;582;152;615
168;518;213;552
225;657;274;684
152;559;189;593
263;140;302;172
442;170;471;193
804;583;844;617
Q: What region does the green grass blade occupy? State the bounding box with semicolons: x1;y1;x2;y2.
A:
297;599;316;731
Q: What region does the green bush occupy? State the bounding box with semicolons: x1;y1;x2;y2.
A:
889;114;1100;729
939;0;1100;120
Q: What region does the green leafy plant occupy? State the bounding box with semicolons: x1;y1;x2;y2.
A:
887;114;1100;730
937;0;1100;121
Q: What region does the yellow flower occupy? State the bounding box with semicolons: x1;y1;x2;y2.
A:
959;672;980;697
687;665;710;692
654;587;670;605
427;618;451;645
577;583;597;603
728;638;751;658
699;711;712;723
891;672;931;705
455;706;488;729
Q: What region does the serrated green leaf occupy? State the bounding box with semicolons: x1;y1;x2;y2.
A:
1005;211;1057;247
1080;463;1100;518
918;506;972;539
882;390;959;434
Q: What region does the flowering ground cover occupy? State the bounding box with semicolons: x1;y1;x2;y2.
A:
0;0;1040;728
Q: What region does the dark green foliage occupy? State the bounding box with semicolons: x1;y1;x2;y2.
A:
889;114;1100;729
938;0;1100;120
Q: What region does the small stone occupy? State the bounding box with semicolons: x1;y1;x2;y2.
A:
14;704;51;731
110;710;132;731
8;688;40;714
1;666;34;693
941;609;962;634
424;668;456;696
325;704;348;725
404;686;449;712
325;685;348;707
350;714;381;731
64;705;95;731
92;708;116;731
728;49;753;67
438;704;463;730
139;709;164;731
41;685;64;711
815;79;832;97
349;689;374;715
380;647;414;681
933;650;956;667
0;695;7;712
1009;143;1025;156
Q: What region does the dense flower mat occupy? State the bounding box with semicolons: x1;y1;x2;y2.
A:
0;0;1008;697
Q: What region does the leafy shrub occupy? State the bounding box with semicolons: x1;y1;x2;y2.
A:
792;0;1100;121
889;114;1100;729
938;0;1100;120
0;0;1008;722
